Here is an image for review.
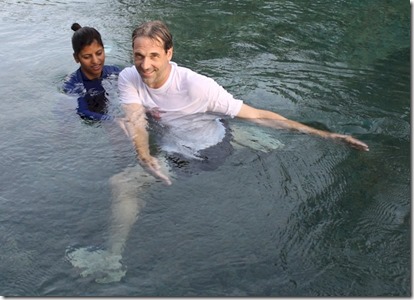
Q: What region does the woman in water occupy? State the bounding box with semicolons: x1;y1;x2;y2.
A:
63;23;120;120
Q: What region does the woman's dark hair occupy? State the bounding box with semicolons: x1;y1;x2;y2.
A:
132;20;173;52
71;23;104;56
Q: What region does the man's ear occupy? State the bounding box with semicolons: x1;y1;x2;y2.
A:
73;53;79;63
167;47;173;61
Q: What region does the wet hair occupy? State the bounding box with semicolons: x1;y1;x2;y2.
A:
71;23;104;56
131;20;173;52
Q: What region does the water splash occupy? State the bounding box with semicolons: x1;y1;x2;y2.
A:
65;245;126;284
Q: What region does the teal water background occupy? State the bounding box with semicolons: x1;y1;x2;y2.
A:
0;0;410;296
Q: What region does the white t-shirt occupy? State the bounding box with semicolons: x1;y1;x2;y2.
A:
118;62;244;158
118;62;243;118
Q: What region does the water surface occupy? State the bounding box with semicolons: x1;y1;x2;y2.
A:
0;0;410;296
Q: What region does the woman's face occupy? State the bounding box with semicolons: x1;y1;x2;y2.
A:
74;40;105;80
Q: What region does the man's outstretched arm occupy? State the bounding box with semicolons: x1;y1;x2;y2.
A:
236;104;369;151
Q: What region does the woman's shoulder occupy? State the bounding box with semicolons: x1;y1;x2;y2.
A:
62;68;83;94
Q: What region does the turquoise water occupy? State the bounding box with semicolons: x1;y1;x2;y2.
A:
0;0;410;296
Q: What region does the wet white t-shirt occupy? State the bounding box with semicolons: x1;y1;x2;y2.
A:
118;62;243;118
118;62;244;158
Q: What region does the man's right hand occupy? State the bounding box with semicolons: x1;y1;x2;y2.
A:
139;155;172;186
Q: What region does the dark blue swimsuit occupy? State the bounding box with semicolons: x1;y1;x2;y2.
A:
63;66;120;120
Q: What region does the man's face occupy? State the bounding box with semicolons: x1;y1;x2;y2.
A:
133;36;173;89
74;40;105;80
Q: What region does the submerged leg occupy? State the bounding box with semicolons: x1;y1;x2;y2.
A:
107;165;152;256
65;166;151;284
66;159;172;284
230;123;284;152
108;157;172;255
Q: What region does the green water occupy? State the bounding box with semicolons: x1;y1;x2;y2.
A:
0;0;410;296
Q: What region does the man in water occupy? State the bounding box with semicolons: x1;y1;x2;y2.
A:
118;20;369;185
